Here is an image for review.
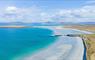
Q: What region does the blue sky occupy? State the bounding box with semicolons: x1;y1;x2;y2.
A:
0;0;95;22
0;0;86;9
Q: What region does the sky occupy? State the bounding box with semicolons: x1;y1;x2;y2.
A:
0;0;95;23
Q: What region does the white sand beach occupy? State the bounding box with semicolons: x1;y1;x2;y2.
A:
18;37;84;60
13;26;92;60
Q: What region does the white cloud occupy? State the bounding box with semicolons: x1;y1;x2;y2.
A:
0;3;95;23
0;6;44;23
50;4;95;22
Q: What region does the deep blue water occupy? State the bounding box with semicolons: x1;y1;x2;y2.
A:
0;28;58;60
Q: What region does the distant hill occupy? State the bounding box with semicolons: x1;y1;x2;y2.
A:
0;22;95;26
78;22;95;25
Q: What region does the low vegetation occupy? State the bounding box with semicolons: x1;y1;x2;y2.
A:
80;34;95;60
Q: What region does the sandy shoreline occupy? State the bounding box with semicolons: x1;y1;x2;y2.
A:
0;26;94;60
13;26;92;60
64;25;95;60
0;26;27;28
19;37;84;60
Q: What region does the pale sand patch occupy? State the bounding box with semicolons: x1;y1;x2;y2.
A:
0;26;27;28
13;36;84;60
91;53;95;60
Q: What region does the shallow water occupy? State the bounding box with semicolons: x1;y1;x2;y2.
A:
0;27;89;60
0;28;58;60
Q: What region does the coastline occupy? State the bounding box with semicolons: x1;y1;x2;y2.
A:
12;26;89;60
64;25;95;60
0;26;27;28
14;37;84;60
1;26;93;60
81;34;95;60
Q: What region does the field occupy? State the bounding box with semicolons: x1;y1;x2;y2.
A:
83;34;95;60
64;25;95;33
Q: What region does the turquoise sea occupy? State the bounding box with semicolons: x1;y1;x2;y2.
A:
0;28;58;60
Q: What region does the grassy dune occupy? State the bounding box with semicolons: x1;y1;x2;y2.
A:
80;34;95;60
64;25;95;33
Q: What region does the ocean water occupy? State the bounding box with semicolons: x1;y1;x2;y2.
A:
0;27;89;60
0;28;58;60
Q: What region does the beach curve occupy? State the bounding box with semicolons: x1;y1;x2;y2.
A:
13;26;92;60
